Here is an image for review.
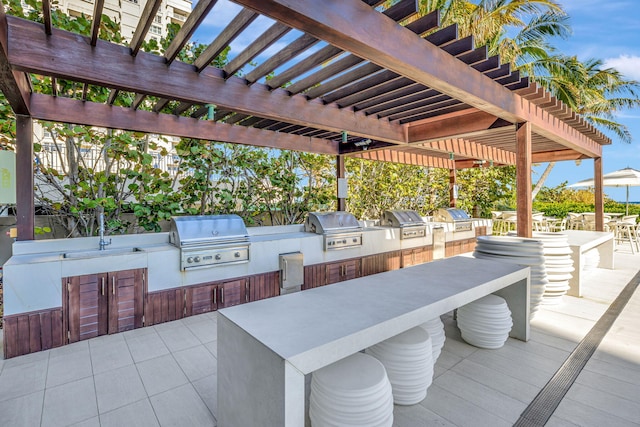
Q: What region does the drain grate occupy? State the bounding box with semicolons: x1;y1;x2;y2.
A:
514;269;640;427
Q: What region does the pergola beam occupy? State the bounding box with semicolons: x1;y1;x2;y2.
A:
0;11;30;114
7;16;405;143
29;94;339;155
232;0;604;157
351;149;454;169
420;138;517;165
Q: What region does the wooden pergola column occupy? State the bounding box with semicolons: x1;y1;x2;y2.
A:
16;114;34;240
516;122;532;237
594;157;604;231
336;155;346;211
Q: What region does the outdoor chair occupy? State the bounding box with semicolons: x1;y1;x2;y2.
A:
546;217;567;232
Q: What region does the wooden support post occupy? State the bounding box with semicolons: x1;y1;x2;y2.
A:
16;114;34;240
449;167;456;207
594;157;604;231
516;122;532;238
336;155;346;211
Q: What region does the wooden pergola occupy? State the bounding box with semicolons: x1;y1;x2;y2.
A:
0;0;610;240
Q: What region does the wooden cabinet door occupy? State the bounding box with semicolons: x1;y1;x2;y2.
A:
109;268;145;334
326;259;360;284
401;249;416;268
361;251;401;276
248;272;280;302
303;264;327;290
188;283;218;315
64;273;108;343
219;278;248;308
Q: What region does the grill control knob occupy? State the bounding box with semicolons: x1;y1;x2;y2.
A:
352;238;358;243
215;254;222;260
342;239;347;244
234;252;241;258
194;256;201;263
187;257;194;263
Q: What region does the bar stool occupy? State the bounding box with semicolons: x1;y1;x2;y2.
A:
457;294;512;349
366;327;434;405
310;352;394;427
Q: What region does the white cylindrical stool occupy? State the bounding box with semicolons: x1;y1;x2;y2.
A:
457;294;513;349
310;352;394;427
366;327;433;405
419;317;446;362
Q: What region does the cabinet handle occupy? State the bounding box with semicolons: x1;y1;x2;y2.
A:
282;259;287;281
101;277;105;296
220;287;224;304
112;276;115;295
213;288;217;304
245;281;249;303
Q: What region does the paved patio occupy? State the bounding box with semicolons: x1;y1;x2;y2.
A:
1;249;639;427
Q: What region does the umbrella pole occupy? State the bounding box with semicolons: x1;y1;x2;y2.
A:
627;185;630;216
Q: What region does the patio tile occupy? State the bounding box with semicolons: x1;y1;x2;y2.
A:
551;395;640;427
94;364;147;414
419;384;512;427
205;340;218;358
192;373;218;419
0;358;48;402
2;349;49;368
137;354;189;396
41;376;97;427
182;312;213;325
0;390;44;426
48;340;89;359
153;319;185;331
528;327;579;353
434;370;526;422
545;416;581;427
156;324;200;353
70;416;100;427
185;319;218;343
575;369;640;402
46;346;93;388
465;349;552;388
451;359;539;404
123;325;157;339
173;345;217;382
583;357;640;386
434;349;463;372
563;381;640;423
99;398;160;427
90;336;134;375
125;329;170;363
502;335;571;364
150;383;216;427
392;403;455;427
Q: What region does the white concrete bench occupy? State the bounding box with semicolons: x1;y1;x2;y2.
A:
217;256;530;427
564;230;615;297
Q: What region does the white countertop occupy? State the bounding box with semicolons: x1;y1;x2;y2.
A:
219;256;527;374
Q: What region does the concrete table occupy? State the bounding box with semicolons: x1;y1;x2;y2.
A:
217;256;530;427
564;230;615;297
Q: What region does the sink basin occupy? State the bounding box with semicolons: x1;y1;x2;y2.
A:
62;247;144;259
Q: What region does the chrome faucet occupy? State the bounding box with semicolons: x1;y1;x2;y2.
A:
98;213;112;251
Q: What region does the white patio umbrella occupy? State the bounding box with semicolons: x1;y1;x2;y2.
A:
569;167;640;215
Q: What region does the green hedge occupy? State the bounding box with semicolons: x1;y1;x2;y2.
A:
533;201;640;218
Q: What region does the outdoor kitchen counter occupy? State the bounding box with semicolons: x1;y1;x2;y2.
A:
217;256;529;427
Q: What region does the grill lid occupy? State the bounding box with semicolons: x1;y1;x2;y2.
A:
380;210;426;228
433;208;471;222
305;211;362;234
169;214;249;247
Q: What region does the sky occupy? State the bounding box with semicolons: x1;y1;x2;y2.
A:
191;1;640;202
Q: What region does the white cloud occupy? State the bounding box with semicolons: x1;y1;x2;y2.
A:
603;54;640;81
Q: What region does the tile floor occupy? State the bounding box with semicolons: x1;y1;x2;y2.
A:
1;250;639;427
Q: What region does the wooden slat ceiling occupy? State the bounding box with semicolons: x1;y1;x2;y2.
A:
0;0;611;168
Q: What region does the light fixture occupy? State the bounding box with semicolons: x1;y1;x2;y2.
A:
353;138;372;150
342;131;348;143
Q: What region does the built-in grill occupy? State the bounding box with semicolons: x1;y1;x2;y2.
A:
305;211;363;250
433;208;473;232
380;210;427;239
169;214;250;270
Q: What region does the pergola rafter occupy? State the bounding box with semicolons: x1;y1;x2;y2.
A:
0;0;612;239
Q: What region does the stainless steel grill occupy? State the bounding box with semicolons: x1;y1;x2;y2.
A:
305;211;363;250
433;208;473;232
380;210;427;239
169;214;250;270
